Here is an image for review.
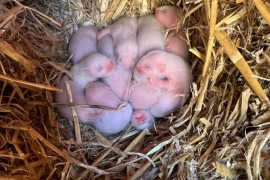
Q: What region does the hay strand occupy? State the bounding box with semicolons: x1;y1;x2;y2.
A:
104;0;120;22
112;0;128;20
0;73;62;92
124;129;148;152
214;30;270;104
0;39;38;72
64;80;82;145
253;0;270;26
202;0;218;77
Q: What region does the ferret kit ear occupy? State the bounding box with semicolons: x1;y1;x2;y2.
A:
171;15;178;27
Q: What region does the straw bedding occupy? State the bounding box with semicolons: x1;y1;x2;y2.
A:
0;0;270;179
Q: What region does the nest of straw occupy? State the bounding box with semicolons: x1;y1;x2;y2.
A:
1;0;270;179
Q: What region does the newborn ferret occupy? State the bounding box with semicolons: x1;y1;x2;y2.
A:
71;53;115;86
155;5;185;29
165;31;189;60
137;14;166;59
98;31;132;101
103;63;132;101
97;16;138;69
136;50;191;93
97;34;115;60
85;82;133;135
68;25;99;64
132;50;192;117
55;53;115;123
128;67;161;110
155;5;189;60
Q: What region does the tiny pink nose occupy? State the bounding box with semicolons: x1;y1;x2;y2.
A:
106;62;114;72
136;66;142;73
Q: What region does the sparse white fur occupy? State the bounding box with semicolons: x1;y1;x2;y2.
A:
68;26;99;64
103;63;132;101
55;53;115;123
97;16;138;69
85;82;133;135
137;14;166;59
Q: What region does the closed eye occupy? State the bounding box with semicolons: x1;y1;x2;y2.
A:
157;76;168;81
145;63;151;69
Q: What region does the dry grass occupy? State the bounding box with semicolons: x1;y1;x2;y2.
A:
0;0;270;179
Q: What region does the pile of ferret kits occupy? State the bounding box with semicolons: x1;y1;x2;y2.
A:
55;5;192;135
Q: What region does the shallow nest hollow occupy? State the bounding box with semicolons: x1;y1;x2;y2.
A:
0;0;270;179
